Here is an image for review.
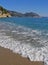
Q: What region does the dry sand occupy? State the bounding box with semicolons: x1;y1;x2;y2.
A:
0;46;44;65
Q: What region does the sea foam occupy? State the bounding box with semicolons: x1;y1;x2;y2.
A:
0;31;48;65
0;22;48;65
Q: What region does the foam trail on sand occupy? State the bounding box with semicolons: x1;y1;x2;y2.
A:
0;32;48;65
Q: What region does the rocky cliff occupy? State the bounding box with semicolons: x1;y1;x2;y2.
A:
0;6;40;18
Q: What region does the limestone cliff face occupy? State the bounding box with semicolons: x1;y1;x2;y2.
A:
0;6;11;17
0;13;11;17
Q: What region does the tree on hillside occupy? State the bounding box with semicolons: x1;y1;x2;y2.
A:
0;6;8;14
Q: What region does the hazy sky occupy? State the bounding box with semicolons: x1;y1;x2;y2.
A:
0;0;48;16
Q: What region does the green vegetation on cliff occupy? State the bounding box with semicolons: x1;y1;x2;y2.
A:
0;6;8;14
0;6;40;17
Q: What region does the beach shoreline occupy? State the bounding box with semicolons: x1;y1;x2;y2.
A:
0;18;48;65
0;46;44;65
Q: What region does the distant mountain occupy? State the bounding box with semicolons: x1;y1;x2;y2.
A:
24;12;40;17
8;11;24;17
0;6;40;17
8;11;40;17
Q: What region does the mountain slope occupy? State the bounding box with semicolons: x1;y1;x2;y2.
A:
0;6;11;17
0;6;40;17
8;10;40;17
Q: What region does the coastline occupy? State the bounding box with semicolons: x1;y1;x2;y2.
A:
0;13;11;18
0;46;44;65
0;18;48;65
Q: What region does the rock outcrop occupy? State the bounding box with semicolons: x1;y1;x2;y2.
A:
0;6;40;18
0;6;11;17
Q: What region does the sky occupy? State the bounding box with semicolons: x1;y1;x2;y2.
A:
0;0;48;16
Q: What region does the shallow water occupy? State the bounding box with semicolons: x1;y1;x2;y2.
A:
0;17;48;65
0;17;48;48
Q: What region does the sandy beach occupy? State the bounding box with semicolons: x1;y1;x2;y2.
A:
0;46;44;65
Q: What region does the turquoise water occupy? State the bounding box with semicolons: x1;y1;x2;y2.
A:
0;17;48;30
0;17;48;65
0;17;48;47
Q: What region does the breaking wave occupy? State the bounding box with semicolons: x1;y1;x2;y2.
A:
0;21;48;65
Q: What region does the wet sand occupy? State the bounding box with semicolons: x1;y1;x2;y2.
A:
0;46;44;65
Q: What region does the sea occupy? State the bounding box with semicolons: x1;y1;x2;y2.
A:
0;17;48;65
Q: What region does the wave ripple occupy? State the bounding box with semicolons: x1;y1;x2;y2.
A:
0;22;48;65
